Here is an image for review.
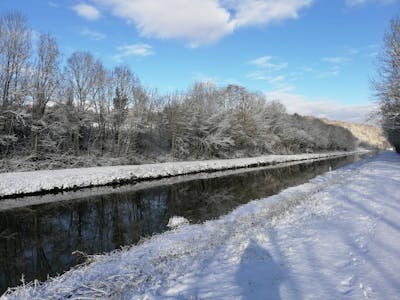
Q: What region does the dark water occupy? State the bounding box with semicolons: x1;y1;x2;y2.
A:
0;154;369;293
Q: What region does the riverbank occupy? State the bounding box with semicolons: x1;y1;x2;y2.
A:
0;150;367;199
3;151;399;299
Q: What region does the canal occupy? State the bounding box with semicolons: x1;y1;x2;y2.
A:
0;153;371;293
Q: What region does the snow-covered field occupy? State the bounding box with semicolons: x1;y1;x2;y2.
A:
0;151;364;198
2;151;399;299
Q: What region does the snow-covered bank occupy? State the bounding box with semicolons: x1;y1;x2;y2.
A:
0;151;365;198
0;154;362;211
3;151;399;299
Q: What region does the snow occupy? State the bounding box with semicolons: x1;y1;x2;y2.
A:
3;150;400;299
167;216;189;229
0;151;365;198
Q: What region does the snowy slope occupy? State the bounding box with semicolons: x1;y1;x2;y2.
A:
3;151;400;299
0;151;363;198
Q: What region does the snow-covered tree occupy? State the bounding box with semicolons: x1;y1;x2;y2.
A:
374;15;400;153
0;12;31;109
31;33;61;153
0;12;31;157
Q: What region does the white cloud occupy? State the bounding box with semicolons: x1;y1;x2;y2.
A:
115;43;154;60
248;56;288;70
80;28;106;40
94;0;313;46
316;70;340;79
346;48;360;55
192;72;218;83
247;71;286;84
73;3;101;20
346;0;397;7
223;0;313;27
247;55;293;89
96;0;234;47
322;56;349;64
265;89;375;124
319;55;351;78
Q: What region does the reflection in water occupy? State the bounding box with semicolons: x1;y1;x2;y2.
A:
0;154;366;293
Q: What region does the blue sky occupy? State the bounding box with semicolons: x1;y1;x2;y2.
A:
1;0;399;123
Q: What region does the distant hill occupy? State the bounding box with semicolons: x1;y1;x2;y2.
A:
320;118;389;149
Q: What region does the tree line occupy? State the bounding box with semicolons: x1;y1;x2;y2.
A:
0;12;357;169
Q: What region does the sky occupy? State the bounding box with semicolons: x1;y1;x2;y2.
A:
1;0;399;123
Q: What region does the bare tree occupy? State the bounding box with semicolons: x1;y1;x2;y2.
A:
30;33;61;153
374;15;400;152
66;52;96;112
0;12;31;156
111;65;137;155
0;12;31;109
31;33;60;120
63;52;93;152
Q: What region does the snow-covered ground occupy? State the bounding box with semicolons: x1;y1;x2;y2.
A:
2;151;399;299
0;151;364;198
